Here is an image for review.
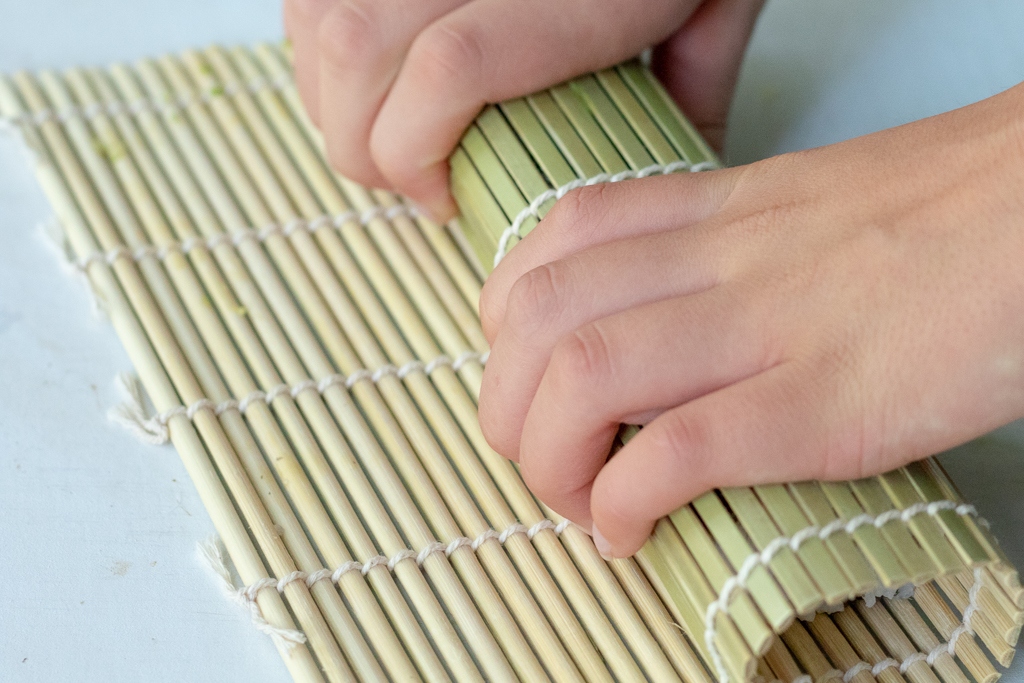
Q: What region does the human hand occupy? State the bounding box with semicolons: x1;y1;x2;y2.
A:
283;0;766;221
477;83;1024;558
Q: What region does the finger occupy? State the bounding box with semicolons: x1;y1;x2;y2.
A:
479;169;739;342
284;0;334;128
589;361;856;558
654;0;768;151
478;229;727;458
317;0;468;188
371;0;701;221
515;287;776;527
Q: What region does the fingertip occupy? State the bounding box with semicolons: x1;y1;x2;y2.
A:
590;460;659;558
591;523;613;560
379;158;457;224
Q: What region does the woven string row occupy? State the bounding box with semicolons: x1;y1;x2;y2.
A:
109;351;489;446
705;505;986;683
0;74;290;129
751;566;986;683
493;158;719;268
199;519;574;648
70;207;419;275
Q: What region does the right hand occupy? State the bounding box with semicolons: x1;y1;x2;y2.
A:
283;0;767;221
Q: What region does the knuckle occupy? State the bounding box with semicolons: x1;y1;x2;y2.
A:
407;20;484;89
549;323;614;397
503;263;572;341
546;183;612;239
317;1;378;69
648;411;711;481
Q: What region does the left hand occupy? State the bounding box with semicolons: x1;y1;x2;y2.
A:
477;82;1024;558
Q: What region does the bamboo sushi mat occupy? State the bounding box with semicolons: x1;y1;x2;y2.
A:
1;42;1020;683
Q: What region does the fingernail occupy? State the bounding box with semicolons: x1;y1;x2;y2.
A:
591;523;613;560
410;201;437;223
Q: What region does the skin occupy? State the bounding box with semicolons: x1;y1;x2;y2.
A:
283;0;765;218
288;0;1024;559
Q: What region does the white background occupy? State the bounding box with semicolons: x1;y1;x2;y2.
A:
0;1;1021;681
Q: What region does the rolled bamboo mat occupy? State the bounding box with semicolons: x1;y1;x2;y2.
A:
0;43;1018;683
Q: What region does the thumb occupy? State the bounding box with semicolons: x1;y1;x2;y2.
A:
589;361;861;558
653;0;767;152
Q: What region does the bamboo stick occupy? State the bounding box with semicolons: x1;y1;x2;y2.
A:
877;471;964;575
854;600;946;683
6;41;1019;683
194;45;570;683
607;555;715;683
911;585;998;683
113;59;465;682
61;64;395;683
255;42;698;683
883;597;970;683
937;574;1015;665
806;615;874;683
0;75;329;683
106;60;453;683
668;505;775;656
831;608;909;683
146;52;513;683
787;483;881;596
779;621;842;683
75;64;434;683
754;485;852;605
762;637;807;683
240;44;623;683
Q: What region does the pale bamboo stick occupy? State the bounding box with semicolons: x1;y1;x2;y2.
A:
754;485;853;604
806;615;875;683
787;483;882;597
0;75;328;683
855;600;952;683
668;505;778;655
883;597;970;683
376;187;486;313
762;637;806;683
937;574;1014;665
212;43;610;683
108;62;455;683
28;68;354;682
779;621;842;683
691;492;796;634
877;471;964;575
185;45;554;683
831;608;909;683
910;585;998;683
253;42;690;683
607;554;715;683
73;65;425;683
648;518;755;682
136;54;500;683
720;488;823;616
258;41;713;683
232;43;620;683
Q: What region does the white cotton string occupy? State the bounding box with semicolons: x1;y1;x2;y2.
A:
232;518;572;602
196;538;307;649
493;159;719;268
842;662;871;682
702;504;987;683
108;351;490;446
69;206;422;273
107;373;172;445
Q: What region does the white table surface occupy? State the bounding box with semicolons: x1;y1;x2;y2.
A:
0;1;1020;681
